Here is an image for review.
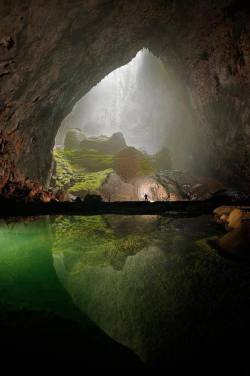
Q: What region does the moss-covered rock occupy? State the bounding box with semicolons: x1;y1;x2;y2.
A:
52;148;113;197
63;148;113;172
114;147;153;181
69;169;112;196
64;129;86;149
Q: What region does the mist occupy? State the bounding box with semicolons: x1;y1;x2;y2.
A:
56;49;182;154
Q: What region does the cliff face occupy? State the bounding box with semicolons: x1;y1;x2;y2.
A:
0;1;250;190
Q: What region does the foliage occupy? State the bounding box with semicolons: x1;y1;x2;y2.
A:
53;149;75;188
69;169;112;195
52;148;113;195
63;148;114;172
52;216;151;270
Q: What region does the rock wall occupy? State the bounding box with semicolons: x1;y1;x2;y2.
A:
0;1;250;190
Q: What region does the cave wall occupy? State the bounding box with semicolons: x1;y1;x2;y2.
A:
0;0;250;190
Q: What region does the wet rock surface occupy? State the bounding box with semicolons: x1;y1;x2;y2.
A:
213;205;250;258
156;170;224;200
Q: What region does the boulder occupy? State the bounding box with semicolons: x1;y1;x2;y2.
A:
213;206;250;258
64;128;86;149
100;172;135;201
114;146;153;181
218;222;250;258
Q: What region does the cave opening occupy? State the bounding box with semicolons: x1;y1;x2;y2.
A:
52;49;211;202
1;2;250;371
56;49;173;154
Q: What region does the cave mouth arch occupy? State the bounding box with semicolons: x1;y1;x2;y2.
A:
1;1;250;199
50;49;215;202
55;48;180;154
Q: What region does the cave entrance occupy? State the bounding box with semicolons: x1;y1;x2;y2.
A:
56;49;173;154
51;49;219;202
52;49;178;202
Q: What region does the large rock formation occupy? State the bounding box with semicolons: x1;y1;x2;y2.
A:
0;1;250;191
213;206;250;258
114;147;153;181
64;128;86;149
80;132;127;154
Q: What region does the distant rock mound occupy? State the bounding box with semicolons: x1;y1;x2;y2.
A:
80;132;127;154
114;146;153;181
64;129;86;149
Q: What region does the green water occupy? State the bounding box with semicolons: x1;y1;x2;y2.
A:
1;214;250;369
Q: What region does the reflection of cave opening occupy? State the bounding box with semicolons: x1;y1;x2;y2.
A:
52;49;223;202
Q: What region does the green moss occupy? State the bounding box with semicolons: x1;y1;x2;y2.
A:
69;169;113;194
52;148;113;194
53;149;76;188
63;148;114;172
52;216;151;270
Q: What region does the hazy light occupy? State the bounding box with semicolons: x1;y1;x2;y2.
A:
57;49;176;154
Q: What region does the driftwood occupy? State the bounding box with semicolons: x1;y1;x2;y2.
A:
0;194;250;218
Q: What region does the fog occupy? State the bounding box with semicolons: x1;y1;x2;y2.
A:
56;49;182;154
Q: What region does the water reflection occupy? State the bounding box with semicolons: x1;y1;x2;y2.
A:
51;214;249;366
1;215;250;368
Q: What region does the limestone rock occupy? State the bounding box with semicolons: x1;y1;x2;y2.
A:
64;129;86;149
114;147;152;182
80;132;126;154
100;172;135;202
213;205;250;258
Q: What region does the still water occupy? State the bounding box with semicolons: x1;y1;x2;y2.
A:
0;214;250;369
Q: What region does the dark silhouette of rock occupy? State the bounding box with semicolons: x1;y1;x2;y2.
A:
84;193;103;205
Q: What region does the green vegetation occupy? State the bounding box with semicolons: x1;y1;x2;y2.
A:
52;148;114;195
63;148;114;172
53;149;75;188
52;216;151;270
69;169;112;195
